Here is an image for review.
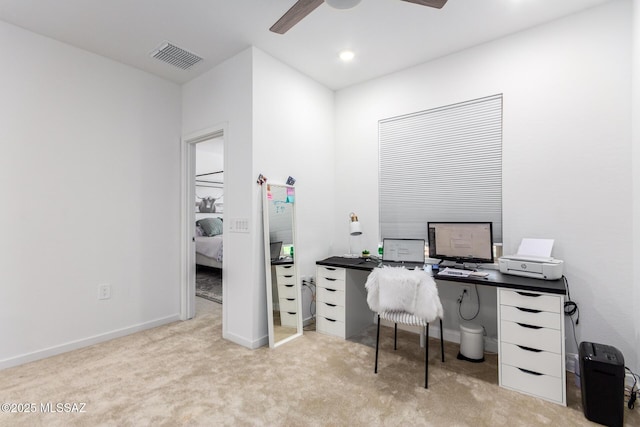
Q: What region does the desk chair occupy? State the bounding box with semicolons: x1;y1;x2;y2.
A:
365;266;444;388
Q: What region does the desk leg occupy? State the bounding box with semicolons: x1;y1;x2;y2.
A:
394;323;398;350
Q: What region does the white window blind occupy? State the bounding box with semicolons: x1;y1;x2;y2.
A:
379;94;503;243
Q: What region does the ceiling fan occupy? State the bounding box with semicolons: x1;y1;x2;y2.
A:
270;0;448;34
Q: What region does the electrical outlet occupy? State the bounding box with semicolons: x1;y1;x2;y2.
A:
98;284;111;300
457;284;471;304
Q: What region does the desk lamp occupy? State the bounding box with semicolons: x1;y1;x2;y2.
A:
345;212;362;258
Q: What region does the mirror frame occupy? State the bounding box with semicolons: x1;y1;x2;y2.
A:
262;183;303;348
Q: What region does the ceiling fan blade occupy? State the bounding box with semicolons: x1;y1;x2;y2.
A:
401;0;448;9
270;0;325;34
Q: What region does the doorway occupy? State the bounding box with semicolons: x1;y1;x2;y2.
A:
194;137;224;314
181;125;226;321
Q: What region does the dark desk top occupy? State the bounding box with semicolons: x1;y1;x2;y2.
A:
272;258;294;266
316;256;566;295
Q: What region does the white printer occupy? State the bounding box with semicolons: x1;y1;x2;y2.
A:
498;238;564;280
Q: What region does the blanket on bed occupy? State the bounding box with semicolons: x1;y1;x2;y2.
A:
195;235;223;261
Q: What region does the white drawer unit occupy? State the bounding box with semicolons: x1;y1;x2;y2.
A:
280;311;298;328
317;266;346;281
274;264;298;328
500;321;561;353
315;265;372;339
501;364;564;404
317;287;345;306
316;266;347;338
498;288;566;405
279;297;298;313
317;301;346;322
276;265;297;284
278;284;297;299
316;315;345;337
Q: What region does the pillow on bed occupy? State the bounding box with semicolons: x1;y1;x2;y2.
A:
195;225;204;237
197;217;223;236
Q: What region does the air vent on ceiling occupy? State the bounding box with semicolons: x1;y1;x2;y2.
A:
150;42;203;70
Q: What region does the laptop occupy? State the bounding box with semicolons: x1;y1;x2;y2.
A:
269;241;283;262
381;238;426;269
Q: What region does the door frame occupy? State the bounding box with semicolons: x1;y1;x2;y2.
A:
180;124;227;320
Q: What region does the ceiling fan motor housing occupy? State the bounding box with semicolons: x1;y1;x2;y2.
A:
325;0;362;10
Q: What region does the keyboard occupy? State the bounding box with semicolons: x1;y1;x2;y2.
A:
437;267;472;277
437;267;490;278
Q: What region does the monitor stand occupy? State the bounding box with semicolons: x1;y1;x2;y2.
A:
440;260;478;270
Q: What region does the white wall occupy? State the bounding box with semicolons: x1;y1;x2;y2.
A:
182;48;257;346
182;47;334;345
252;48;335;325
334;1;635;365
632;0;640;373
0;21;182;368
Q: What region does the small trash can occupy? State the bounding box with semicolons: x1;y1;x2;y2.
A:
457;323;484;362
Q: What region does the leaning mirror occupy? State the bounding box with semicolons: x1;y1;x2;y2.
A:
262;183;302;348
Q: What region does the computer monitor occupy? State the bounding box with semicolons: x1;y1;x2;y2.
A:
269;241;283;262
427;222;494;264
382;238;425;263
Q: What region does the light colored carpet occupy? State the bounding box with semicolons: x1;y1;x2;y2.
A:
1;297;637;426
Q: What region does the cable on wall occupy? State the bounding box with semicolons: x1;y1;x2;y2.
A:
302;277;316;331
562;276;580;350
457;284;480;321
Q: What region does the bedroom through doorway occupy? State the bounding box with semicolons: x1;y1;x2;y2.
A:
194;136;224;315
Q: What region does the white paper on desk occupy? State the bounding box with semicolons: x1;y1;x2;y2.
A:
517;238;554;257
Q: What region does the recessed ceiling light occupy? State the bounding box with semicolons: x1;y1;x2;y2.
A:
339;50;355;62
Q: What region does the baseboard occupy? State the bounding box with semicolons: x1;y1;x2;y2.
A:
0;314;181;371
439;327;498;354
223;330;268;349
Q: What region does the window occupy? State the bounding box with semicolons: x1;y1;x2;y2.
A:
379;94;502;243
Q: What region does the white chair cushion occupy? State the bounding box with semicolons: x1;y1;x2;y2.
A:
379;311;428;326
365;266;443;323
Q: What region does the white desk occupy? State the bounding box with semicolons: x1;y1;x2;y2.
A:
316;256;567;406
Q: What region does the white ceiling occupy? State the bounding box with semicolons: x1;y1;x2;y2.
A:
0;0;615;90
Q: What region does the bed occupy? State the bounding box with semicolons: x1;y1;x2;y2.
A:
195;217;223;269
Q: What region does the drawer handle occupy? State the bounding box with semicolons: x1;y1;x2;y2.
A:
325;278;337;281
517;368;543;376
286;298;295;301
285;284;294;288
282;265;293;269
516;307;542;314
516;322;542;330
325;288;337;292
325;267;337;271
283;275;294;278
516;291;541;298
325;303;337;307
516;345;543;353
287;312;296;315
325;317;337;322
